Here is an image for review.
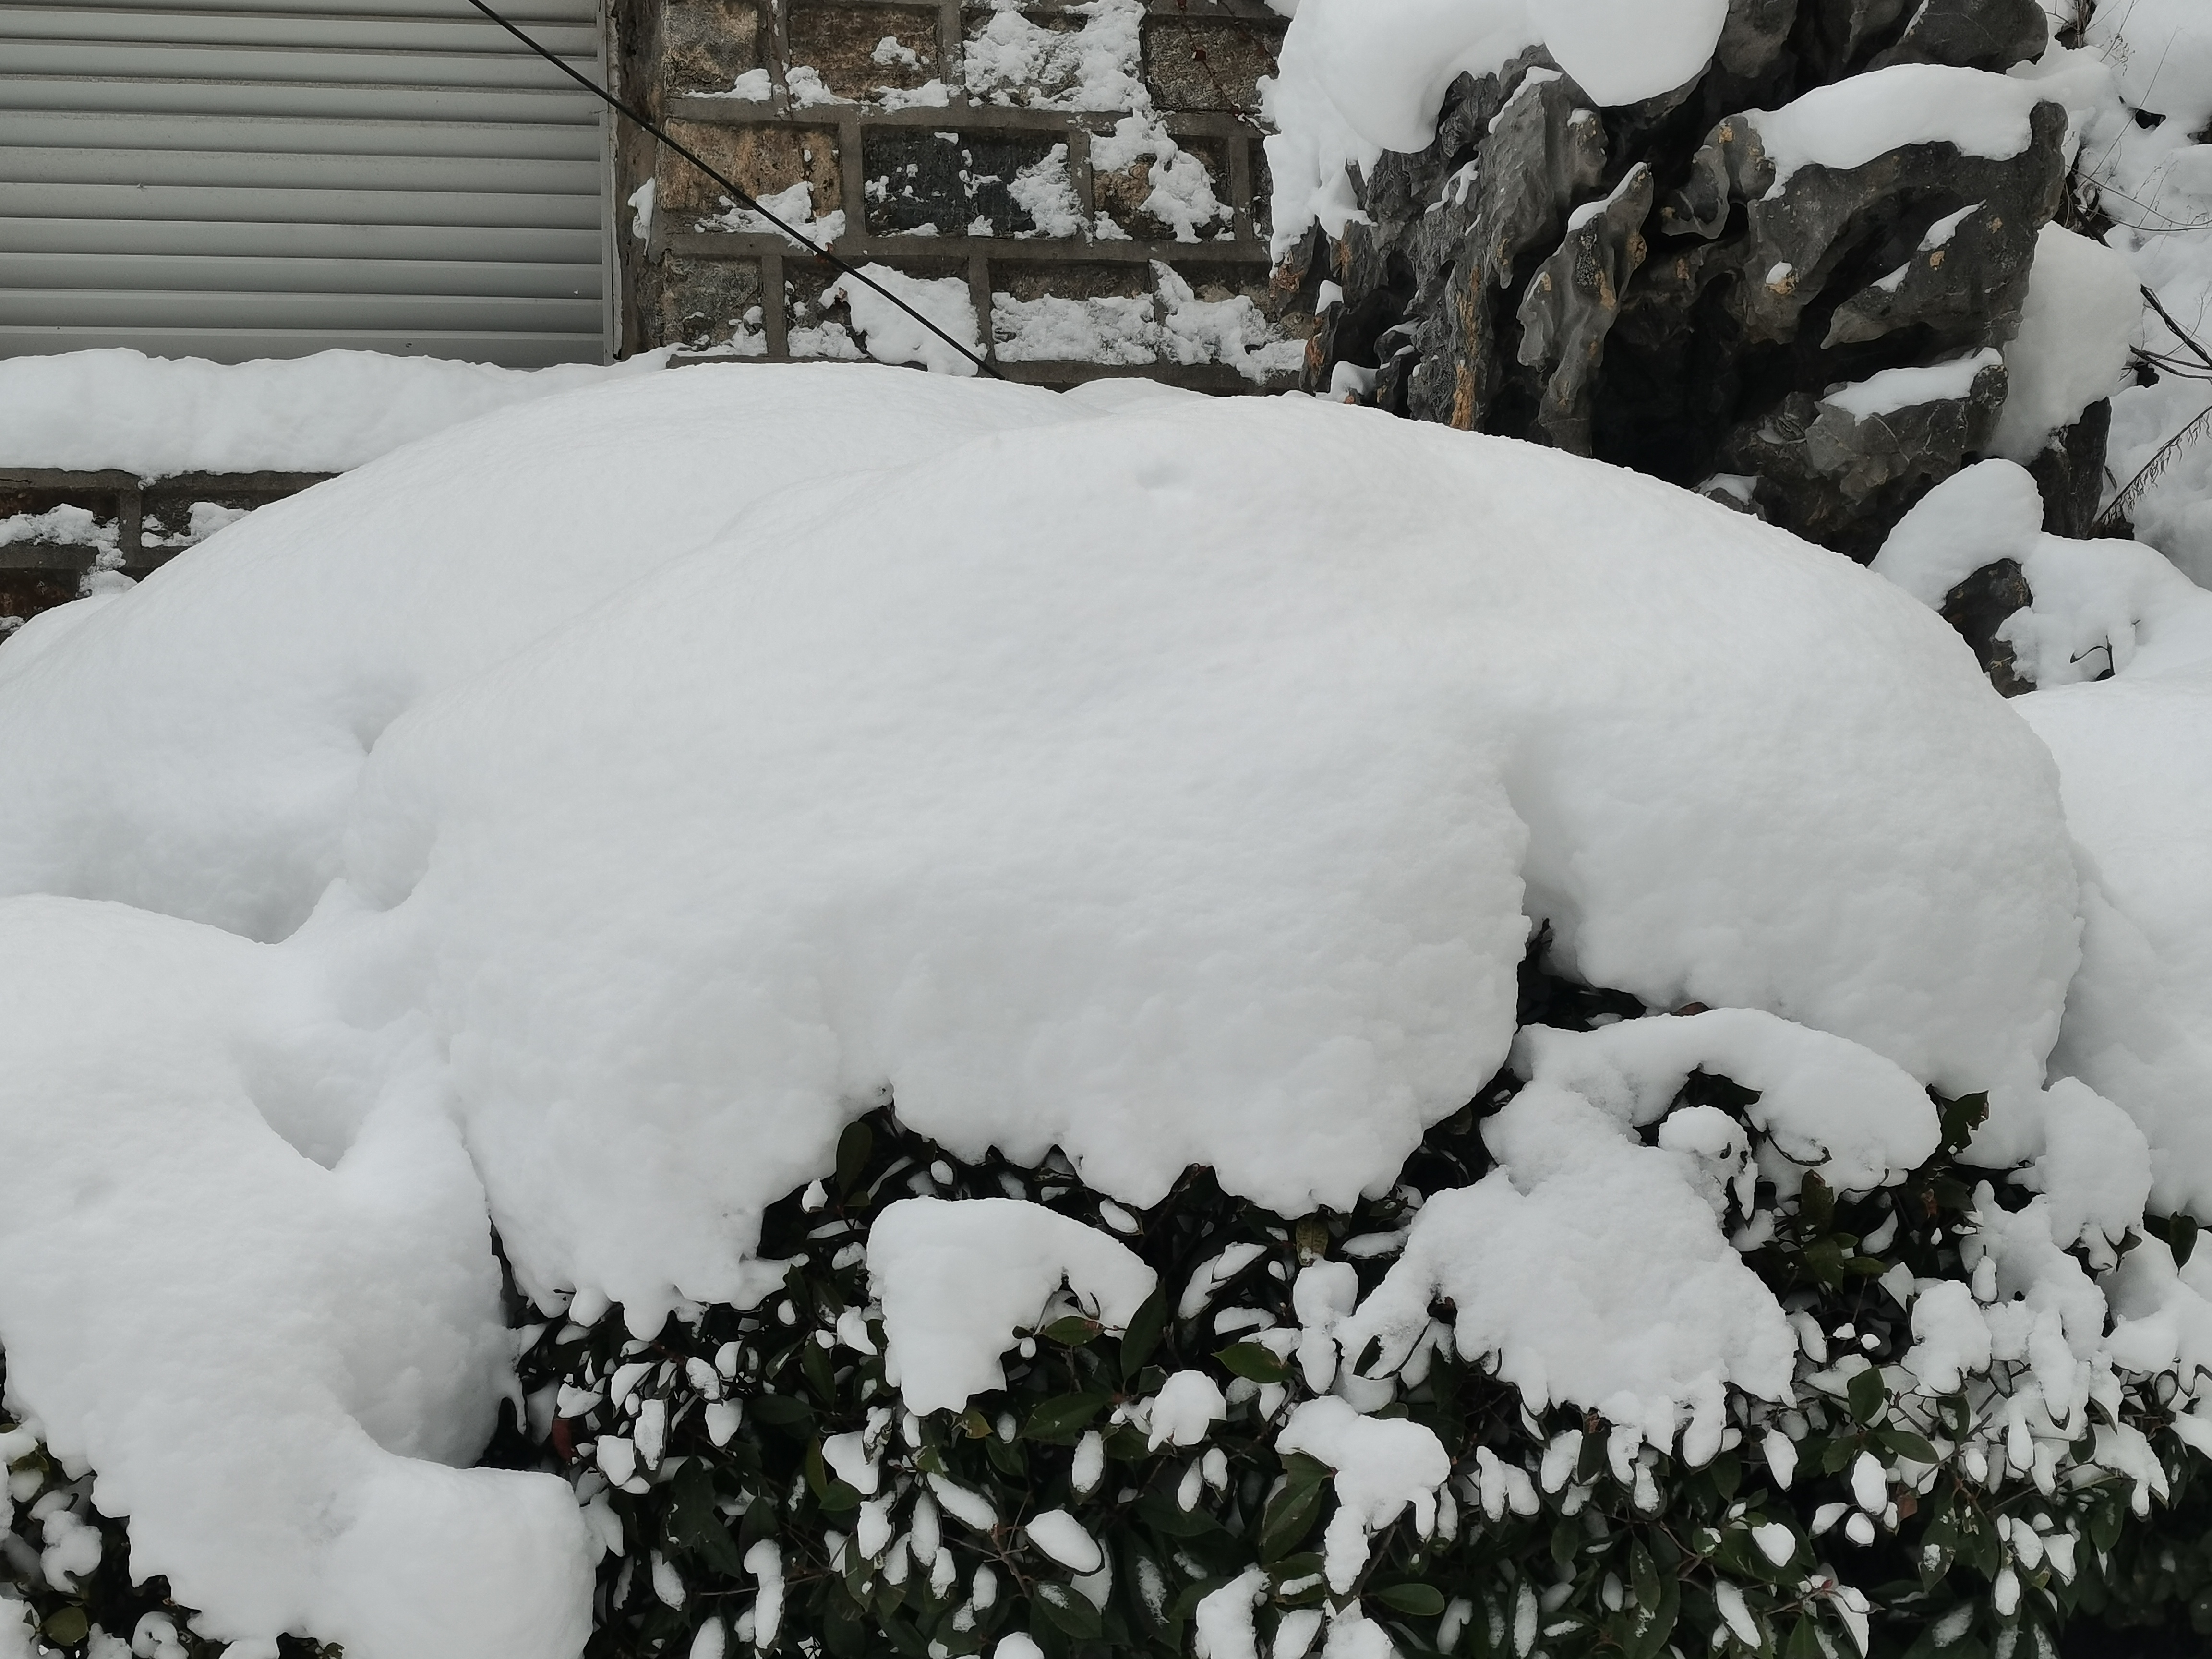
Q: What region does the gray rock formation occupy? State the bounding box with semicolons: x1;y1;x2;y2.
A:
1283;0;2102;563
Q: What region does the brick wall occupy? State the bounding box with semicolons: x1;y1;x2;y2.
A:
612;0;1312;389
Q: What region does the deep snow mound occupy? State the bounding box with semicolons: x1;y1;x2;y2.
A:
0;364;1082;942
0;366;2082;1658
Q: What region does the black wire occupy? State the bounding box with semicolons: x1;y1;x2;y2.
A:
461;0;1003;380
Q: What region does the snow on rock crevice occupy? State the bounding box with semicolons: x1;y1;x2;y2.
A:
0;366;2089;1657
1262;0;1731;252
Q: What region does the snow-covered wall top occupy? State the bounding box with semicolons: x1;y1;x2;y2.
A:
0;349;670;479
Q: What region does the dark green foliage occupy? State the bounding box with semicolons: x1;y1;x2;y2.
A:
493;955;2212;1659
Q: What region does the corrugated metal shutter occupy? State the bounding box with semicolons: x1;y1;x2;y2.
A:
0;0;611;367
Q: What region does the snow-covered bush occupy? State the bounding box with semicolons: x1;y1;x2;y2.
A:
495;943;2212;1659
0;362;2201;1659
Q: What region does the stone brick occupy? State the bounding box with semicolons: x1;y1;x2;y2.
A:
1092;133;1234;242
784;257;970;359
643;256;767;350
862;129;1061;237
661;0;764;97
1141;16;1280;113
658;122;842;219
788;3;941;98
991;262;1151;304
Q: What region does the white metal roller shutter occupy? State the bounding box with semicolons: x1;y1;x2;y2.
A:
0;0;611;367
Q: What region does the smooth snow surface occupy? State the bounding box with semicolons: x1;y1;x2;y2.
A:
0;366;2090;1655
1743;66;2049;191
1994;225;2142;463
1868;450;2212;1218
866;1199;1156;1411
2017;565;2212;1215
1871;461;2047;608
0;899;593;1659
0;366;1074;944
0;349;669;478
2086;0;2212;129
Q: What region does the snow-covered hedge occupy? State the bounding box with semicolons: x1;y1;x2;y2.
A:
0;362;2207;1659
15;985;2212;1659
489;1046;2212;1659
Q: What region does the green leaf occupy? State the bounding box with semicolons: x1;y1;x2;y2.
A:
2175;1213;2200;1269
1170;1576;1233;1623
1035;1582;1106;1641
1024;1391;1112;1442
985;1432;1028;1479
1800;1172;1835;1233
2090;1494;2126;1554
749;1393;815;1428
1373;1584;1448;1617
1785;1615;1825;1659
739;1494;780;1551
1628;1574;1681;1659
1631;1540;1662;1618
803;1336;837;1403
1260;1455;1330;1561
1803;1237;1848;1287
668;1458;748;1578
1877;1428;1940;1465
836;1119;874;1197
1960;1514;2002;1578
41;1609;88;1647
1121;1289;1168;1382
1847;1365;1887;1426
1216;1341;1291;1384
880;1611;931;1659
1938;1093;1990;1153
1551;1519;1580;1574
1711;1451;1742;1502
1271;1554;1329;1604
1136;1490;1221;1539
1038;1316;1102;1347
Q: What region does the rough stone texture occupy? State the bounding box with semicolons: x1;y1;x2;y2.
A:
991;261;1152;303
1092;134;1230;241
788;1;939;98
1720;355;2012;551
657;122;842;219
661;0;764;97
1868;0;2048;72
1142;16;1281;113
862;128;1063;237
1941;558;2036;696
617;0;1298;385
2029;396;2114;539
1297;0;2104;560
643;256;767;351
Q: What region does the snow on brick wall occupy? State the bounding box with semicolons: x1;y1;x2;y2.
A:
620;0;1313;386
